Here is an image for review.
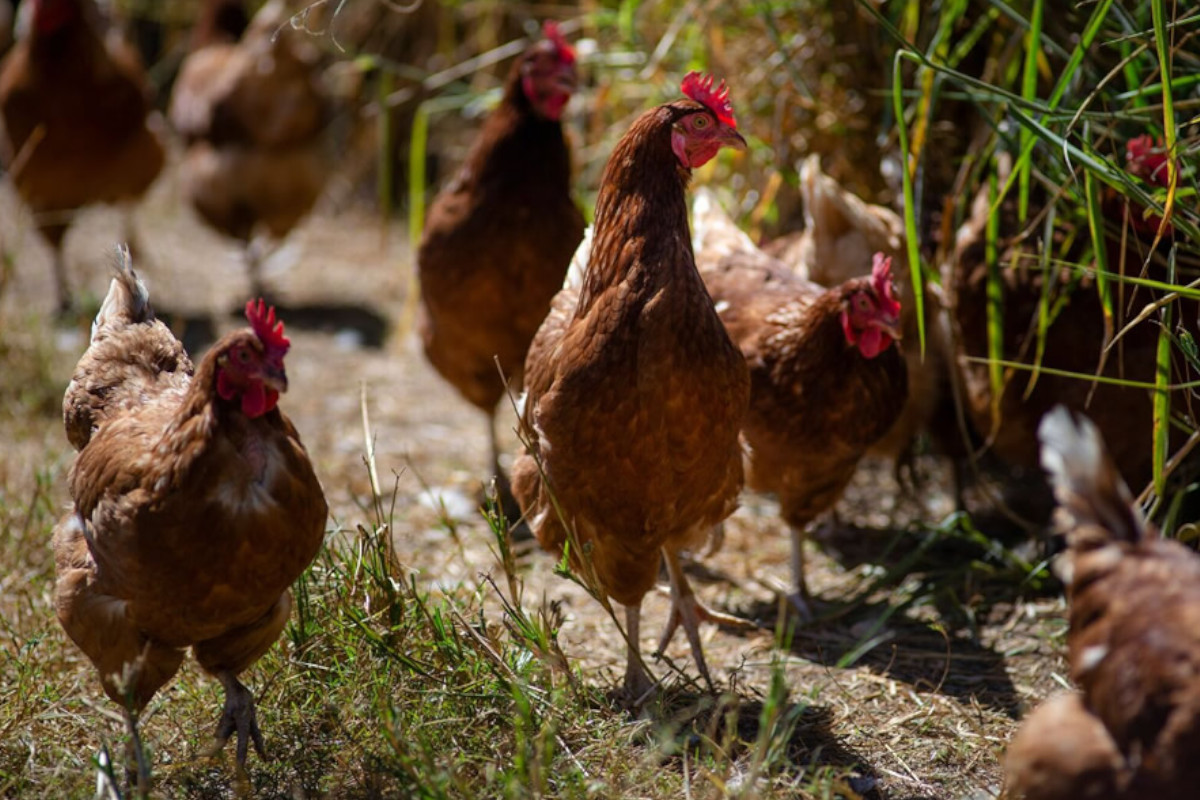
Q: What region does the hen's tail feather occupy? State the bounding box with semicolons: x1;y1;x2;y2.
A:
1038;405;1146;547
92;244;153;341
691;187;758;260
564;225;593;291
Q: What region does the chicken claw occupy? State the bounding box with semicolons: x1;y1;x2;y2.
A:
655;548;753;688
205;672;268;767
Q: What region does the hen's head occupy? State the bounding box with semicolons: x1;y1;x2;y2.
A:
671;72;746;169
840;253;903;359
1126;135;1172;187
520;21;577;122
215;299;291;419
1125;135;1175;235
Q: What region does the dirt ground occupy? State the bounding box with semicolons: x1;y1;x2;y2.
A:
0;155;1070;799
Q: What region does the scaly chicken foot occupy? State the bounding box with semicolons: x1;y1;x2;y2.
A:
655;548;752;689
205;671;267;768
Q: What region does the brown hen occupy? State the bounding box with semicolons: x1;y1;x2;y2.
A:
0;0;165;312
693;192;908;616
764;156;953;493
54;247;328;775
1004;407;1200;799
169;0;330;296
944;144;1194;493
417;21;585;506
512;73;749;698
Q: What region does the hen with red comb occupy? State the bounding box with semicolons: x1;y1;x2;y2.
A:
692;195;907;618
54;247;327;777
417;17;584;521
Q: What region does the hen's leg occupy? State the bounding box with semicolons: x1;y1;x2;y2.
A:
40;223;72;313
622;603;654;701
194;593;291;766
788;524;813;619
486;411;525;532
244;238;267;300
656;548;752;689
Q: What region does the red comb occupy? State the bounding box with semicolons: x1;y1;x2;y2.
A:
872;253;902;316
1126;135;1171;188
681;71;737;129
245;298;290;359
542;20;575;65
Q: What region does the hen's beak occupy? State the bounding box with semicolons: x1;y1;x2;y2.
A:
874;315;903;341
552;65;578;94
262;364;288;394
719;123;747;151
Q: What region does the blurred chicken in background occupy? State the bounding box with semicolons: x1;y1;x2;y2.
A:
169;0;331;299
0;0;165;313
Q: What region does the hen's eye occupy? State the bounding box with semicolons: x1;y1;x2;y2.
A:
692;115;709;129
237;348;251;363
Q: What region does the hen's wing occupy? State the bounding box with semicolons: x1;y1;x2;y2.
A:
62;247;191;451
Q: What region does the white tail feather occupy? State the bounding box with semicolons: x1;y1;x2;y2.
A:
1039;405;1145;545
691;187;758;259
91;244;152;342
564;225;593;291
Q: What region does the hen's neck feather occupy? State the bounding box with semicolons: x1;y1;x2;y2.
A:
455;60;571;199
152;331;275;484
578;104;693;315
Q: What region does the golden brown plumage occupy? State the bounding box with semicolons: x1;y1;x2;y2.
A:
763;156;952;487
0;0;165;311
1004;408;1200;799
168;0;330;294
417;23;584;498
693;192;908;614
512;77;749;697
54;248;327;769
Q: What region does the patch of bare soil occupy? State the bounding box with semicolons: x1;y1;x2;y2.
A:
0;159;1068;799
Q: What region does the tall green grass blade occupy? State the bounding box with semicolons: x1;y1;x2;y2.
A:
378;69;394;223
1153;299;1172;499
995;0;1115;220
400;101;430;338
1024;204;1057;400
1083;140;1113;341
966;357;1200;392
1017;0;1044;222
985;164;1004;423
894;51;926;355
1150;0;1179;246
